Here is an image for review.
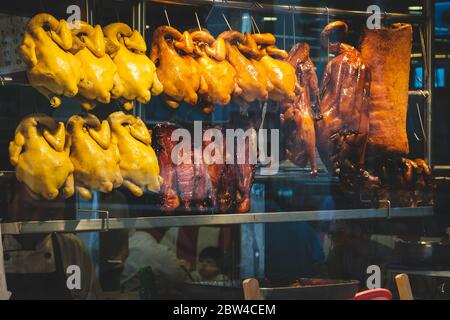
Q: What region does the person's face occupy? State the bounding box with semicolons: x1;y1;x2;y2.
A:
198;258;220;280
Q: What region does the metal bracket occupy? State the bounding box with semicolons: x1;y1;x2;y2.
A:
379;199;391;218
77;209;110;232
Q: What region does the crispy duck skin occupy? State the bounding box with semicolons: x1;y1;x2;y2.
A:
251;33;297;103
219;31;269;106
281;42;320;175
374;157;435;207
218;162;237;213
153;123;180;213
361;24;412;155
191;30;237;112
316;21;380;192
150;26;206;109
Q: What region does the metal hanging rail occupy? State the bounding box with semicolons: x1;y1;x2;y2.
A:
147;0;426;22
0;206;434;235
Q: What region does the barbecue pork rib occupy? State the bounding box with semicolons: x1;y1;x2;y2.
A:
153;123;181;213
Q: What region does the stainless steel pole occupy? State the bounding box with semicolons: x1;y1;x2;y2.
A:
424;0;433;166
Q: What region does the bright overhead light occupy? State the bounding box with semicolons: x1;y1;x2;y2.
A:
408;6;423;11
263;17;277;21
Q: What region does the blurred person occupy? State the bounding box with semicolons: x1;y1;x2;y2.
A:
3;180;101;300
192;246;228;281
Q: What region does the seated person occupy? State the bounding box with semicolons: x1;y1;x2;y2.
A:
192;247;228;282
120;228;192;296
3;180;101;300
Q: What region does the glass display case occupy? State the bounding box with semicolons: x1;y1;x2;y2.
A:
0;0;448;300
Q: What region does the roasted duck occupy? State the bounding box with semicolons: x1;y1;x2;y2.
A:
108;112;162;196
316;21;380;191
150;26;207;108
174;136;195;212
71;21;117;110
67;114;123;200
251;33;297;103
9;114;74;200
153;123;181;213
281;42;320;175
219;31;270;107
103;23;163;110
19;13;82;108
361;24;412;155
191;30;237;112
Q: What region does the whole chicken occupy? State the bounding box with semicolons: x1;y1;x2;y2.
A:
251;33;297;102
9;114;74;200
316;21;379;192
191;30;237;112
219;31;270;107
71;21;117;110
108;112;162;196
281;42;320;175
103;23;163;110
67;114;123;200
19;13;82;108
150;26;207;109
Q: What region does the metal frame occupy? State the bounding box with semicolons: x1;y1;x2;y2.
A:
0;207;433;235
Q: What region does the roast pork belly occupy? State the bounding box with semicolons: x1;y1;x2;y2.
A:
360;23;413;155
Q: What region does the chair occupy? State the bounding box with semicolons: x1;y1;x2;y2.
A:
395;273;414;300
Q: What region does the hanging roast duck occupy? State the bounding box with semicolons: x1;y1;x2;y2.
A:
150;26;207;109
315;21;380;192
190;30;237;112
19;13;82;108
281;42;320;175
71;21;118;110
67;114;123;200
9;114;74;200
103;23;163;110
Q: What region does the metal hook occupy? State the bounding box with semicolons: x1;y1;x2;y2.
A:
222;12;232;30
251;1;263;9
251;16;261;34
283;16;286;50
195;11;202;31
164;9;171;27
205;0;216;23
416;102;427;142
292;12;296;46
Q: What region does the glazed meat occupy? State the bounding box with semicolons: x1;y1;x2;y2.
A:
103;23;163;110
150;26;207;108
193;145;213;212
361;24;413;155
19;13;81;108
191;30;237;112
153;123;180;213
71;21;117;110
175;143;194;212
251;33;297;102
235;122;256;213
281;42;320;175
9;114;74;200
67;114;122;200
316;21;379;191
219;31;269;106
203;125;225;211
